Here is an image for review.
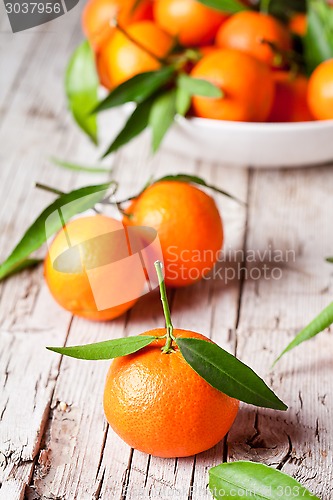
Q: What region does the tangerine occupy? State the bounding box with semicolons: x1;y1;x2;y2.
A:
154;0;228;46
216;11;292;66
268;71;313;122
123;181;223;287
96;50;113;89
99;20;173;87
289;13;307;37
82;0;153;52
44;216;144;321
191;49;275;121
308;59;333;120
104;328;239;457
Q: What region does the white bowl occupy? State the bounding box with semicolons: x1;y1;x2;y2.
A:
163;116;333;168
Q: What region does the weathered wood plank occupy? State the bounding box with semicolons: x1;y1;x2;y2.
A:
228;166;333;500
114;155;249;500
27;138;156;499
0;6;105;498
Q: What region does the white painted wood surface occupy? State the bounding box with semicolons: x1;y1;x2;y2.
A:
0;4;332;499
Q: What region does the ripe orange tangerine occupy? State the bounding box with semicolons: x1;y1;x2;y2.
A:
191;49;275;122
104;328;239;458
289;13;307;37
44;215;144;321
82;0;153;52
153;0;228;46
216;11;292;66
99;20;173;87
96;50;113;89
308;59;333;120
268;71;313;122
123;181;223;287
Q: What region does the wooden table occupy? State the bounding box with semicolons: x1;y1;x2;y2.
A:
0;6;332;500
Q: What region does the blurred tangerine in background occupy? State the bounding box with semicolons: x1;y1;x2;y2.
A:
191;49;275;122
99;20;173;87
308;59;333;120
289;13;307;37
268;71;313;122
216;11;292;67
82;0;153;52
153;0;228;46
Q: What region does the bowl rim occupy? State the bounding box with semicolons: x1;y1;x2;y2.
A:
178;115;333;131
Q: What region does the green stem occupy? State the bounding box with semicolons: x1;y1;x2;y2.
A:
35;183;64;196
154;260;175;354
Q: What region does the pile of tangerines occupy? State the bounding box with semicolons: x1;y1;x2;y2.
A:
82;0;333;123
42;0;333;463
45;178;243;458
45;178;224;320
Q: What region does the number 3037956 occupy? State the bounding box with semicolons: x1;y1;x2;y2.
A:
5;2;62;14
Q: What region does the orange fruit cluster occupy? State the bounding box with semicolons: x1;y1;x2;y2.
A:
45;181;224;319
81;0;333;123
44;209;238;457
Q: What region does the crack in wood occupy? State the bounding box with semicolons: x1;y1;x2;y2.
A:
144;455;151;488
95;426;109;482
188;455;196;500
234;168;252;333
0;398;9;421
94;467;106;500
315;418;320;443
246;411;260;448
121;448;134;500
277;434;293;470
26;317;74;494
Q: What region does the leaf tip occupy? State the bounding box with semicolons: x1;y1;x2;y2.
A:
46;346;61;354
271;354;283;369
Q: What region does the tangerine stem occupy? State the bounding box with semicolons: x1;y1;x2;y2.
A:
35;183;64;196
154;260;175;354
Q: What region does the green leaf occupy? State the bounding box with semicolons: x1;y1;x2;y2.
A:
149;90;177;152
51;157;111;174
0;182;114;281
178;73;223;98
47;335;157;360
196;0;248;13
274;301;333;365
154;173;245;205
65;41;99;144
326;256;333;263
4;258;43;280
209;461;320;499
304;0;333;74
93;67;175;113
176;338;287;410
176;86;192;116
102;98;154;157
